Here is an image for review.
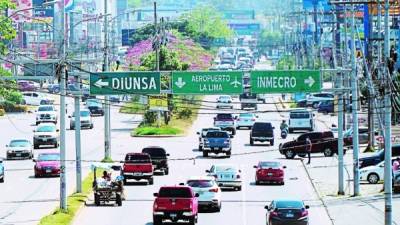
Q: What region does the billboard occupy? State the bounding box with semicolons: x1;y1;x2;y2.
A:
223;10;255;20
302;0;331;12
32;0;54;18
122;29;136;46
228;23;261;35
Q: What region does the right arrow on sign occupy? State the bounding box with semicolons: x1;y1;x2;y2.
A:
304;76;315;87
175;77;186;88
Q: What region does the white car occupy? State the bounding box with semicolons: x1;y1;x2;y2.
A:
22;92;54;106
36;105;57;125
306;92;334;108
69;109;93;130
216;95;233;109
288;108;315;133
206;164;242;191
360;161;384;184
236;113;258;129
6;139;33;160
33;123;59;149
186;176;222;212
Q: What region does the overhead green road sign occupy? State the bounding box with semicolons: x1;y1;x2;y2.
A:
250;70;321;93
90;72;161;95
172;71;243;94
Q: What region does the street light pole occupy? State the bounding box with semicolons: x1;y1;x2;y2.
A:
103;0;111;160
74;75;82;193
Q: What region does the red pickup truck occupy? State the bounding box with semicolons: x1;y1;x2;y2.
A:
153;186;199;225
121;153;154;185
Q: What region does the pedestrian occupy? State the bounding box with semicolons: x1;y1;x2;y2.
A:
393;157;400;174
306;137;312;165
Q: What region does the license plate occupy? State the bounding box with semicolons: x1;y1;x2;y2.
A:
223;174;231;179
46;169;52;173
170;213;177;218
16;153;21;157
268;173;273;176
286;213;294;218
133;172;142;176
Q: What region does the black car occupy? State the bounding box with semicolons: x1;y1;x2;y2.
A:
359;144;400;168
87;105;104;116
265;200;310;225
250;122;275;146
142;146;169;175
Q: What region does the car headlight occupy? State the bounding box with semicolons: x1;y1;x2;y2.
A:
7;150;12;153
360;170;367;174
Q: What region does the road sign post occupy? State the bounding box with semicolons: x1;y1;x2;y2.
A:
90;72;161;95
172;71;243;94
250;70;321;93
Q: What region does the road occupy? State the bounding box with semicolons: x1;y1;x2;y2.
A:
72;95;332;225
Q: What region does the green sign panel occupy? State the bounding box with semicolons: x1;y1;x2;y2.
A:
250;70;321;93
172;71;243;94
90;72;161;95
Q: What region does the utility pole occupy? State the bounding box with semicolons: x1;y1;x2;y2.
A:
59;0;67;211
103;0;111;160
74;75;82;193
154;1;161;127
350;3;360;196
383;0;393;223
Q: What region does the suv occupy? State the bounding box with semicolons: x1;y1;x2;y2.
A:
213;113;236;135
153;186;199;225
202;131;232;157
197;127;221;151
121;153;154;185
216;95;233;109
279;131;341;159
239;93;258;110
359;144;400;168
33;123;59;149
142;146;170;175
306;92;334;108
86;99;104;116
288;109;315;133
36;105;57;125
22;92;53;106
250;122;275;146
69;109;93;130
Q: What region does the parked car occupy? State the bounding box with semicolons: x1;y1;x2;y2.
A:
153;186;199;225
36;105;57;125
6;139;33;160
360;161;384;184
142;146;170;175
0;158;4;183
202;130;232;157
305;92;334;108
206;164;242;191
279;131;343;159
22;92;54;106
359;144;400;168
254;161;286;185
33;152;61;177
216;95;233;109
265;199;310;225
236;113;257;129
343;127;377;145
288;109;315;133
69;109;93;130
33;123;59;149
213;113;236;135
121;153;154;185
186;176;221;212
318;100;334;113
250;122;275;146
18;80;39;92
197;127;221;151
47;83;60;93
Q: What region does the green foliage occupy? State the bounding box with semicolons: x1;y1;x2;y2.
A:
0;108;4;116
177;108;192;119
276;56;296;70
133;126;182;136
143;111;157;124
0;0;17;56
140;46;190;71
0;67;22;104
130;24;155;44
258;30;283;52
0;100;27;112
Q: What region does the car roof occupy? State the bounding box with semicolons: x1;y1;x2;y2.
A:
126;152;149;156
202;127;221;130
290;108;313;112
37;123;56;127
187;176;215;181
213;164;238;169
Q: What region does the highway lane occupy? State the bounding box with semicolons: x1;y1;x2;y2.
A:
0;96;141;225
73;95;332;225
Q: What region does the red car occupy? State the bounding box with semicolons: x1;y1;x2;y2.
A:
121;153;154;185
254;161;286;185
34;152;60;177
153;186;199;225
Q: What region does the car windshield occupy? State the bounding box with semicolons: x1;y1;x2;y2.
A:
215;166;236;172
201;128;219;136
142;148;166;157
216;114;233;120
187;180;214;188
276;201;304;209
206;132;229;138
73;111;90;117
158;188;192;198
38;106;54;111
9;140;30;147
219;96;231;100
38;153;60;161
125;154;150;163
37;125;56;132
290;112;310;119
253;123;272;130
240;113;254;118
260;161;281;169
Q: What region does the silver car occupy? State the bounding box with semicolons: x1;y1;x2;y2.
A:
69;109;93;130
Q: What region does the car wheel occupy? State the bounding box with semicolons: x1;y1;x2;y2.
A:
250;138;254;146
255;179;260;185
323;148;334;157
203;151;208;157
237;186;242;191
198;145;203;151
148;177;154;185
280;181;285;185
116;194;122;206
123;178;127;185
215;203;221;212
0;177;3;183
232;129;236;135
367;173;380;184
36;121;40;126
288;128;293;134
188;216;196;225
270;140;274;146
94;194;100;206
70;126;74;130
226;151;231;156
34;144;39;149
284;150;296;159
153;216;163;225
54;143;58;148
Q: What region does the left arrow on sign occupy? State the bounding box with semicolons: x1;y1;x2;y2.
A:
94;79;109;88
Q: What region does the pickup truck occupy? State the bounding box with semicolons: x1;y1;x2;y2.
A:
279;131;344;159
142;146;170;175
202;131;232;157
121;153;154;185
153;186;199;225
213;113;236;135
250;122;275;146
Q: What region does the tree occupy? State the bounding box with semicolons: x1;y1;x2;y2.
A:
258;30;283;53
0;0;16;56
139;46;189;71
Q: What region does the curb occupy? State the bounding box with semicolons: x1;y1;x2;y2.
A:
131;134;185;138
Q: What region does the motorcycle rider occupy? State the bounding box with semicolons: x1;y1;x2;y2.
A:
280;120;289;131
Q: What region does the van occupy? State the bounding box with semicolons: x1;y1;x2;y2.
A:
288;109;315;133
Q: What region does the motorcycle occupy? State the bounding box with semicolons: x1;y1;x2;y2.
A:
281;127;288;139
